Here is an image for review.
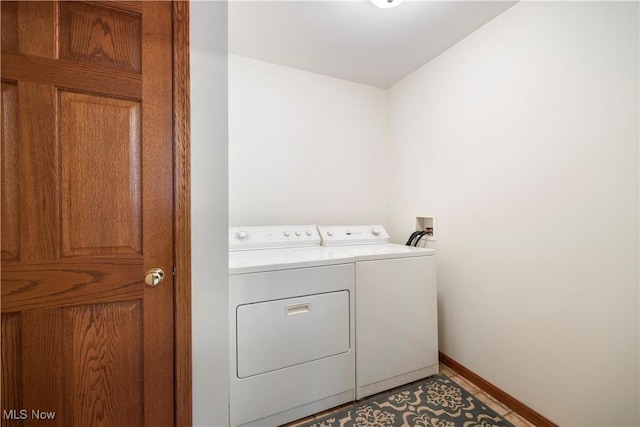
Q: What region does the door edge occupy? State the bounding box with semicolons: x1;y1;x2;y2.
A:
173;1;192;426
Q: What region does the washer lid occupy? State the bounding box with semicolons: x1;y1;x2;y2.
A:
229;247;354;275
335;243;434;261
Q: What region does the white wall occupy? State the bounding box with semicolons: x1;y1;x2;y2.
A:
387;2;639;426
229;55;388;226
191;2;228;426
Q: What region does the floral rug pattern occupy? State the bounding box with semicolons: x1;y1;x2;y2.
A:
297;375;514;427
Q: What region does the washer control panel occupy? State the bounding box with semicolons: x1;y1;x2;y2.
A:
317;225;390;246
229;225;321;251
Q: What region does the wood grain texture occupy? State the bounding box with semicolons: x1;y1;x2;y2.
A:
1;2;177;424
22;308;64;424
1;81;20;261
64;302;143;427
1;52;142;100
17;1;56;57
59;2;141;73
141;3;175;425
18;82;59;263
439;352;559;427
86;1;142;14
1;260;143;313
60;91;142;257
1;1;18;52
172;2;192;425
1;313;23;427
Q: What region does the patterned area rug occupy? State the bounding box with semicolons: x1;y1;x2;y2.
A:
296;375;514;427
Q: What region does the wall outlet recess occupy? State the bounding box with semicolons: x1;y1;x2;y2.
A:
415;216;437;242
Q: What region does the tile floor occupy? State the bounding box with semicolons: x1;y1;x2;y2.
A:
284;362;536;427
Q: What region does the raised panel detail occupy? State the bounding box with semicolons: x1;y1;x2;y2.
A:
1;81;20;260
1;313;22;427
17;82;59;262
59;2;141;73
64;301;143;426
60;91;142;257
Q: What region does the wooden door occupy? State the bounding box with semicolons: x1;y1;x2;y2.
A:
1;2;175;425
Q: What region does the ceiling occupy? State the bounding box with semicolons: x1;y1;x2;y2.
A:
228;1;517;89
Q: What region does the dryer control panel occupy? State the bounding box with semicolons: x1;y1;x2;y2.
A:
229;225;321;251
318;225;390;246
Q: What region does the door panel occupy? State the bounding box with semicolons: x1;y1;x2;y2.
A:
1;2;174;425
64;302;143;426
1;81;19;261
17;82;59;262
58;2;142;73
59;91;142;257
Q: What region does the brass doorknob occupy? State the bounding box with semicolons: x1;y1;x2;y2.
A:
145;268;165;287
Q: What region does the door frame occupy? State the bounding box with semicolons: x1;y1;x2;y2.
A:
172;2;192;425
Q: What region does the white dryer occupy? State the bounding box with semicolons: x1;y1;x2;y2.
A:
229;225;355;427
318;225;438;400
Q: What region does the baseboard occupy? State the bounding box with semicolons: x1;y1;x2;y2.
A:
439;352;558;427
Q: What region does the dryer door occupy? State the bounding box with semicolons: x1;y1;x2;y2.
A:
236;291;350;378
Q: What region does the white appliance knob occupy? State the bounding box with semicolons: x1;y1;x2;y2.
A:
372;228;380;236
305;230;312;236
295;231;301;237
327;231;334;237
284;231;290;237
236;231;248;241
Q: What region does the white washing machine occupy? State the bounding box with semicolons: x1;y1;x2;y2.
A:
228;225;355;427
318;225;438;400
